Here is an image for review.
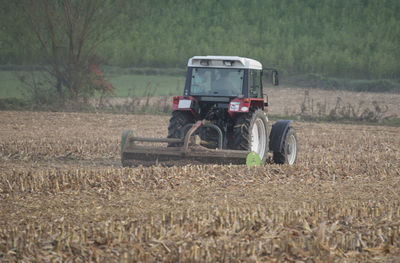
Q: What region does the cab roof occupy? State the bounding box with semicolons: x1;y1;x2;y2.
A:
188;56;262;70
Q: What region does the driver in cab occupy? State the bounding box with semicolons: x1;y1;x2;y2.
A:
212;70;241;95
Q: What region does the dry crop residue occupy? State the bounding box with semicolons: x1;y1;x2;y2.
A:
0;111;399;262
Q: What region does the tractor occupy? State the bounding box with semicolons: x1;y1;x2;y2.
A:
121;56;297;166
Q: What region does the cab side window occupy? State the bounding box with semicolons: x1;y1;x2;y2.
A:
249;69;262;98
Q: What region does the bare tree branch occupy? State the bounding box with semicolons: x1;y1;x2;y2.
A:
22;0;115;103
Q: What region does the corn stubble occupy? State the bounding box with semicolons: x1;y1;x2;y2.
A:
0;111;399;262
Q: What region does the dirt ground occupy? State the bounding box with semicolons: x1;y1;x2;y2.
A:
0;110;399;262
264;85;400;117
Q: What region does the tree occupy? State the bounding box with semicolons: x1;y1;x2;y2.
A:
23;0;116;103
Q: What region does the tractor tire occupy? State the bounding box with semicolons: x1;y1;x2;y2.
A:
167;111;195;146
273;127;297;165
232;109;269;163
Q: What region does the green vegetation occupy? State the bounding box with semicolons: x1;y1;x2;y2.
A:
0;70;185;99
108;74;185;97
286;74;400;93
0;71;22;98
2;0;399;80
1;0;400;111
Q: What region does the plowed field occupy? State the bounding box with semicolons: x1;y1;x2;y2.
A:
0;111;399;262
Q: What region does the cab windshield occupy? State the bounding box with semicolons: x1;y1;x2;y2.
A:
190;68;244;96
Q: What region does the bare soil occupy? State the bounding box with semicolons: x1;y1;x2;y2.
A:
265;85;400;117
0;110;399;262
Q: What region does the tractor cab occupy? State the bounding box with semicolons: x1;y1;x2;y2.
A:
184;56;277;99
174;56;278;119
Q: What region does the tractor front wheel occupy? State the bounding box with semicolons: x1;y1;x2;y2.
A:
273;127;297;165
233;109;269;163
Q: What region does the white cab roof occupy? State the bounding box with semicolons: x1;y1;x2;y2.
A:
188;56;262;70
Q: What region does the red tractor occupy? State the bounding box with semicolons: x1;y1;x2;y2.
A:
121;56;297;166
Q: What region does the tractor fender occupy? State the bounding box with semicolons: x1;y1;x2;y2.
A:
172;96;200;120
269;120;293;152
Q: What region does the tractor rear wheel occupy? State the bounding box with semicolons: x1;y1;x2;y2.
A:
273;127;297;165
233;109;268;163
167;111;195;146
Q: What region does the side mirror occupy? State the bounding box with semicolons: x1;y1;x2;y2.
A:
272;70;279;86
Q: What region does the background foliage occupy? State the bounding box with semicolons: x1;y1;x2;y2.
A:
2;0;399;80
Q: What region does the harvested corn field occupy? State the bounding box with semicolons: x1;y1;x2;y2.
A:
0;111;399;262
